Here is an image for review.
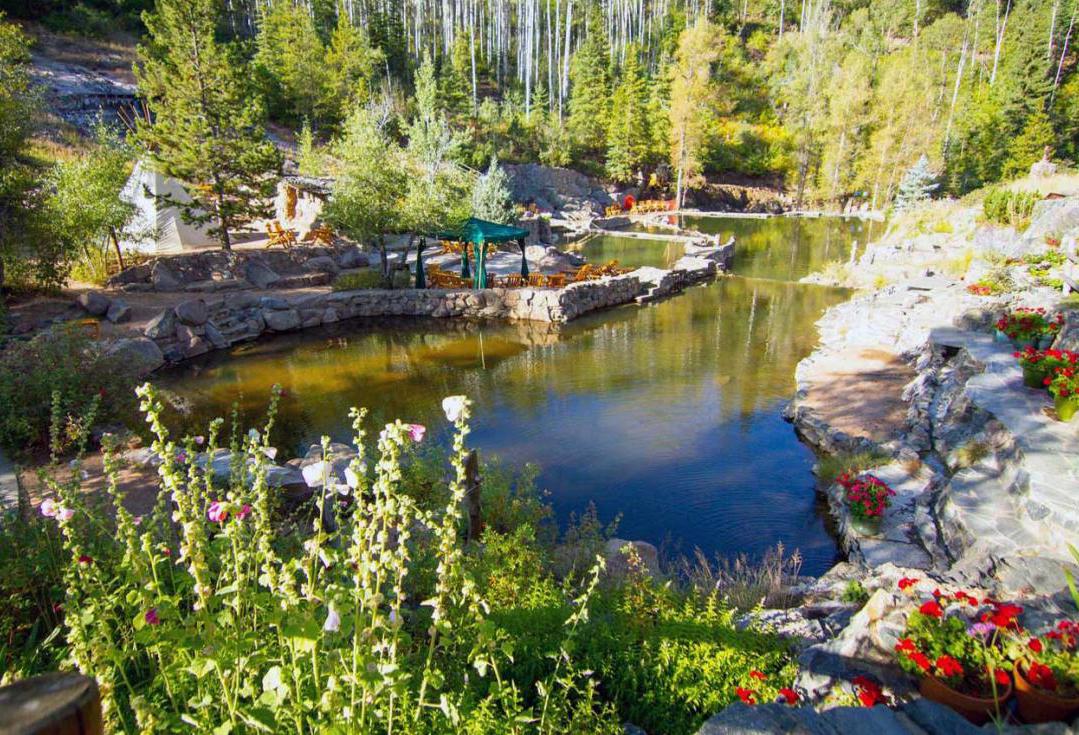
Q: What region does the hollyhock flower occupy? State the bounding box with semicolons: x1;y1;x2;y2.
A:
57;507;75;522
442;395;468;423
145;608;160;626
407;424;426;442
194;435;205;445
161;546;172;557
248;429;260;442
1028;637;1044;653
778;688;798;705
323;606;341;633
302;461;326;487
40;499;58;518
919;600;944;618
333;482;351;496
77;555;93;565
133;516;143;526
749;670;767;681
735;687;756;704
344;465;364;489
935;655;964;678
236;504;252;521
207;501;229;523
176;450;187;464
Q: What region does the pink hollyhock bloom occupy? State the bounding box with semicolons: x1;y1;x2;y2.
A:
207;501;229;523
77;555;93;565
194;435;205;445
236;504;252;521
145;608;160;626
407;424;426;442
40;499;58;518
57;506;75;522
133;515;143;526
323;606;341;632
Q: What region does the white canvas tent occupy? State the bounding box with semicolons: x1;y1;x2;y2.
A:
119;160;218;253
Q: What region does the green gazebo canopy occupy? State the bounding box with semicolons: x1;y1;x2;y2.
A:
436;218;532;288
438;217;530;244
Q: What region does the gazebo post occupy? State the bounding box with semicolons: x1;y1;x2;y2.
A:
518;237;529;278
473;239;488;289
460;242;471;279
415;237;426;289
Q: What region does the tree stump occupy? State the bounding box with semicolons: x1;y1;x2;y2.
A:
0;672;102;735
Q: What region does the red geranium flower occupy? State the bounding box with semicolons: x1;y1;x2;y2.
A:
779;688;798;705
935;655;964;678
1026;662;1058;691
735;687;757;704
895;637;917;654
898;577;919;591
909;652;932;672
1028;637;1044;653
852;675;884;707
749;670;767;681
994;669;1011;687
919;600;944;618
985;602;1023;629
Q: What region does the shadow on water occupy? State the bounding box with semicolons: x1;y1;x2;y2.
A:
158;217;875;575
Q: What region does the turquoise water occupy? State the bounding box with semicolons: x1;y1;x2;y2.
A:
159;217;865;574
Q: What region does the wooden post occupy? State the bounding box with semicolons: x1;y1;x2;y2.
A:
0;672;103;735
464;449;483;542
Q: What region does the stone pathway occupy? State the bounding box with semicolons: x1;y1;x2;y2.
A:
930;326;1079;565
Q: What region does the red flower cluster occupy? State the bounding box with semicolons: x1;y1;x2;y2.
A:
1045;619;1079;648
836;473;896;519
935;655;964;678
953;590;979;607
919;599;944;618
735;687;757;704
898;577;920;591
996;307;1063;342
852;675;884;707
981;601;1023;629
778;688;799;705
967;284;994;296
1026;661;1058;691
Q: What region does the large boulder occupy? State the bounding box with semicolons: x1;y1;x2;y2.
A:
303;255;340;274
105;337;164;374
151;260;182;290
335;246;369;270
76;291;110;316
262;308;301;331
244;260;280;289
174;298;209;326
603;538;659;581
144;309;177;339
105;299;132;323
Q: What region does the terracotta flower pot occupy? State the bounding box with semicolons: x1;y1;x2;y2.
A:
1055;394;1079;422
919;674;1011;725
1014;662;1079;723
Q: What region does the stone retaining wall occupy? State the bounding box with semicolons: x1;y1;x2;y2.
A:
127;253;727;366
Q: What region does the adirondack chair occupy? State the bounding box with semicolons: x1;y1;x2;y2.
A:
265;221;297;248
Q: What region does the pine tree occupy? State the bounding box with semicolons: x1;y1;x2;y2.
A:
136;0;281;250
323;9;383;127
1003;112;1056;178
471;156;516;224
894;154;938;210
439;35;471;118
606;49;651;183
567;23;611;160
996;0;1054;131
253;0;327;125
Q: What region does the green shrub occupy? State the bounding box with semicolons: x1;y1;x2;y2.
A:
0;326;140;455
332;269;412;290
982;188;1040;229
841;580;869;604
816;449;891;485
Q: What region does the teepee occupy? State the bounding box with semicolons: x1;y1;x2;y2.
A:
119;160;217;253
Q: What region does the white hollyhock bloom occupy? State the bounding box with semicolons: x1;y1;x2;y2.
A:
302;461;326;487
263;447;278;460
344;465;366;489
442;395;468;423
323;606;341;633
334;483;351;496
40;499;58;518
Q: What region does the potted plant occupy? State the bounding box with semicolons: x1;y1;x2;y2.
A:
1006;621;1079;723
1046;368;1079;422
1014;347;1076;390
996;308;1064;349
836;473;894;536
895;591;1014;724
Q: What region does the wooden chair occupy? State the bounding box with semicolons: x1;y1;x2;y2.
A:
545;273;567;288
265;221;297;248
302;226;335;246
499;274;526;288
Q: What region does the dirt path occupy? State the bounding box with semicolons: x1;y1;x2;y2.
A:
797;347;914;445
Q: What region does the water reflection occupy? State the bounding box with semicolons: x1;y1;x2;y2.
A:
159;217;859;574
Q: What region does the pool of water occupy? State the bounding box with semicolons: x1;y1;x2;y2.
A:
158;217;863;574
572;233;685;269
